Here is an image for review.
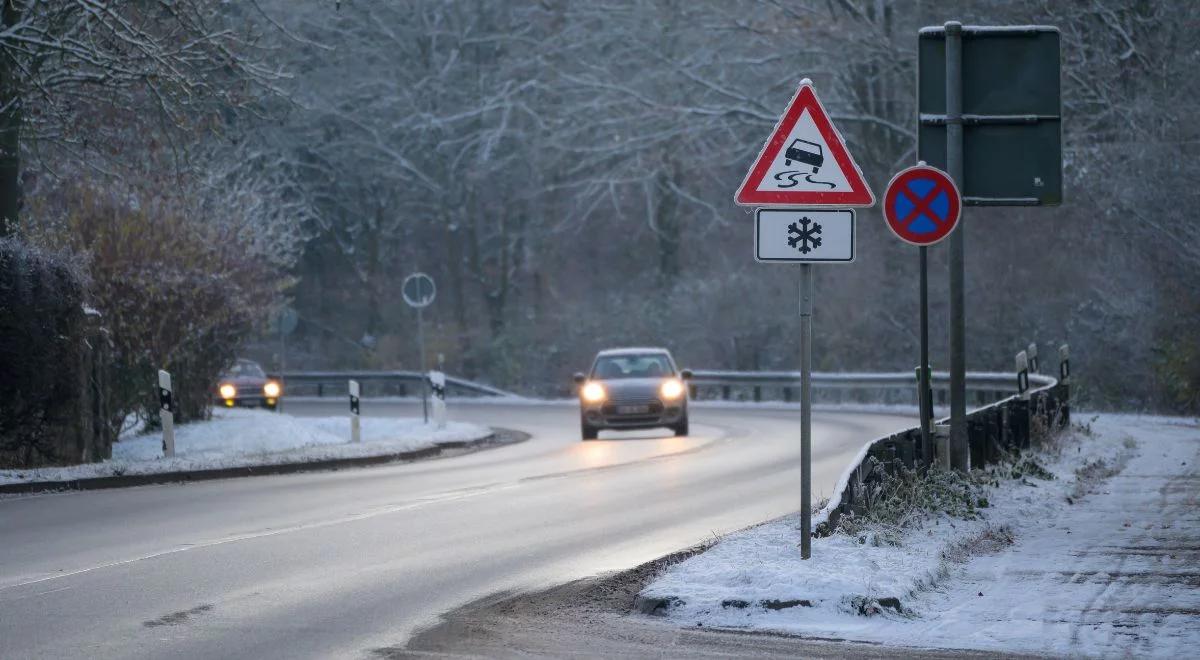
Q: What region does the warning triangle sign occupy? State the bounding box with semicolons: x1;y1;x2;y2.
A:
734;82;875;208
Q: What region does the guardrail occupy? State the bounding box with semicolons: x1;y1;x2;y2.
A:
278;367;1049;406
813;343;1071;535
273;371;516;399
688;369;1050;408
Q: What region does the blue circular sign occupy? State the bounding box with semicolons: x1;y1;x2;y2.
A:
883;165;961;246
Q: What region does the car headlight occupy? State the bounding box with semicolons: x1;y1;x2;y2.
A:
581;382;606;403
219;383;237;400
660;379;685;399
263;381;281;398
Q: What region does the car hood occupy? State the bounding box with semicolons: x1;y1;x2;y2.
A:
599;378;672;400
218;376;267;388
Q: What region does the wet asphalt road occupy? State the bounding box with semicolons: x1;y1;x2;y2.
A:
0;400;913;659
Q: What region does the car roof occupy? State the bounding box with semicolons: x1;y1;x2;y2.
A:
595;347;671;357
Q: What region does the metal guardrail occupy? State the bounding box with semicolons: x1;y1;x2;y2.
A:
813;344;1071;536
687;369;1052;407
276;368;1051;405
273;371;515;399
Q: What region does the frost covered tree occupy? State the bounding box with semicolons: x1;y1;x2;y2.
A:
0;0;287;235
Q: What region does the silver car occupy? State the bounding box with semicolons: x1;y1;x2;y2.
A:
573;348;693;440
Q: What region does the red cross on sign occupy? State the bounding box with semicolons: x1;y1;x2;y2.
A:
883;164;961;246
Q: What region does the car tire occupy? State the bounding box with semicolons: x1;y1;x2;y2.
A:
264;402;277;412
673;416;689;437
581;422;599;441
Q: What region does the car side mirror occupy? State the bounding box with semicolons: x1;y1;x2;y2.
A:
680;369;693;380
573;372;586;384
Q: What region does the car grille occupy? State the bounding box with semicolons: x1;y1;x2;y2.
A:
602;397;664;416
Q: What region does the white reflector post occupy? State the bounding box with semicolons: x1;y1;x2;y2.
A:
349;379;361;443
158;370;175;458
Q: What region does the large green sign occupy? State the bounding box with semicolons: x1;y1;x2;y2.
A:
918;26;1062;206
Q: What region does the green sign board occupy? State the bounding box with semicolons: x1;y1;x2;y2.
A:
918;26;1062;206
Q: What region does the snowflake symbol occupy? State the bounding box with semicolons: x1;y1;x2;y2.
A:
787;217;823;254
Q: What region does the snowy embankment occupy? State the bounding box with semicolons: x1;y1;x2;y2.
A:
642;413;1200;657
0;408;491;486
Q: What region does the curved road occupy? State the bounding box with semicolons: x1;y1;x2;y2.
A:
0;401;913;659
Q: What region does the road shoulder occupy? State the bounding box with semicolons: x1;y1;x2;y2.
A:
383;545;1028;659
0;428;527;495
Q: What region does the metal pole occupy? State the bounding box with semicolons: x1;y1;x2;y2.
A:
278;322;285;414
418;305;428;423
919;246;932;466
945;20;969;471
799;264;813;560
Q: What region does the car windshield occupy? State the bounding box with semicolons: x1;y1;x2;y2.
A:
225;361;265;379
591;354;673;380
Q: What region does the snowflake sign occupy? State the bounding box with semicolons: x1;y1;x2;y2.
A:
787;217;823;254
754;209;854;263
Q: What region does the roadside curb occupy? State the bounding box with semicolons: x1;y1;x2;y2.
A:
0;428;528;495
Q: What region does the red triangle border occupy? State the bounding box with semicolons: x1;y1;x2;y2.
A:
734;84;876;208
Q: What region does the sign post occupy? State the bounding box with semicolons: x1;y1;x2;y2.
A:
883;163;962;468
275;307;298;414
943;22;968;471
737;79;874;559
401;272;436;423
918;22;1062;470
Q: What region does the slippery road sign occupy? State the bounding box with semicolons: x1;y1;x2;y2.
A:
755;209;855;263
883;164;961;246
735;81;875;208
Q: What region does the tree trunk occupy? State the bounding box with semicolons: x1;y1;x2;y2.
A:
0;0;23;236
654;165;681;282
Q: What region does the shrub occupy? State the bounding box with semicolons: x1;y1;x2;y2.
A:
0;237;111;466
29;182;280;430
835;460;988;545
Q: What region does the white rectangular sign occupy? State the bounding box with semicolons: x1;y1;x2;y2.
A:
754;208;855;263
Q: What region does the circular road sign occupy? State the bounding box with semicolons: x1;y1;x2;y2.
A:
883;164;961;246
402;272;436;309
276;307;299;336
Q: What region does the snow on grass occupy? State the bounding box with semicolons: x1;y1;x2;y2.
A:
642;413;1200;657
0;407;491;485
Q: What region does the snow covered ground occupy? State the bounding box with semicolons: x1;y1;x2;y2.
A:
642;413;1200;658
0;408;491;486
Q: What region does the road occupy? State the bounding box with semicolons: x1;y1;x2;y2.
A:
0;400;913;659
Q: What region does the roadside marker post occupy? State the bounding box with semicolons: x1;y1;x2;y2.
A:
402;272;436;424
882;163;961;467
1028;342;1040;374
158;370;175;458
349;379;361;443
736;79;874;559
1016;351;1030;399
429;371;447;430
1058;344;1071;426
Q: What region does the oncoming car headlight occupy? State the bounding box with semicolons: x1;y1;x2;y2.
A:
660;379;685;400
581;382;606;403
219;383;237;400
263;381;281;398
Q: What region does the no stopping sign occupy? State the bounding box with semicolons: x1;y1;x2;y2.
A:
883;165;961;246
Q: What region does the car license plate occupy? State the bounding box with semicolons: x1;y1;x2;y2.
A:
617;405;650;414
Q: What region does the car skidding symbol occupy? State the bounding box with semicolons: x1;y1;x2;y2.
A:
785;139;823;173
